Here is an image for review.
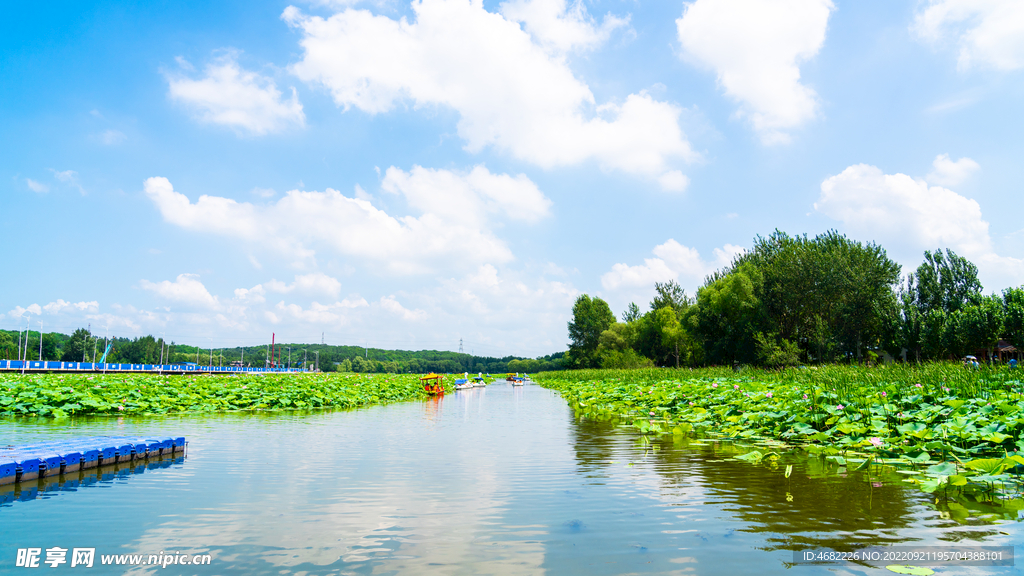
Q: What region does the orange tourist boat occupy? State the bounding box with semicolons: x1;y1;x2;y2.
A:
420;373;445;395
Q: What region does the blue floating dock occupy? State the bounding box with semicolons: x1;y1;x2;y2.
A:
0;435;186;486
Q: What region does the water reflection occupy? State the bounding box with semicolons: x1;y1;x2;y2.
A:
569;415;1019;569
1;453;185;508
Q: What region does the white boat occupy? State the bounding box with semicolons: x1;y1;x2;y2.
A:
472;377;487;387
453;378;473;390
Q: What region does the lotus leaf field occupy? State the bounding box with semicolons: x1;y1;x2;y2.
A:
0;372;442;418
535;364;1024;510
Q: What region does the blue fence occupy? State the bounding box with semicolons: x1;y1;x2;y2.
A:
0;360;302;374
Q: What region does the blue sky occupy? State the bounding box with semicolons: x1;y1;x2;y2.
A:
3;0;1023;357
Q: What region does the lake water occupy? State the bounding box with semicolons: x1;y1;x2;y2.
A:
1;382;1021;575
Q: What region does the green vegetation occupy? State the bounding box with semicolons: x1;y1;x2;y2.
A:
0;372;440;417
0;329;566;375
536;364;1024;503
568;231;1023;369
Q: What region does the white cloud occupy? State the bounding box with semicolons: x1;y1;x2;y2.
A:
140;273;221;309
167;50;306;135
284;1;694;187
4;264;578;356
100;129;127;145
912;0;1024;71
676;0;833;144
234;284;267;304
657;170;689;193
926;153;980;187
601;239;744;291
499;0;629;54
265;272;342;297
816;162;1024;289
381;165;552;223
42;300;99;314
269;298;369;325
50;169;85;195
8;304;43;318
437;264;579;352
25;178;48;193
251;187;277;198
144;168;545;274
379;295;428;321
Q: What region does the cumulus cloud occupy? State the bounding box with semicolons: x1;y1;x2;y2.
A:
167;50;306;135
140;273;221;309
268;298;369;324
8;304;43;318
499;0;629;54
601;239;745;291
676;0;833;144
42;300;99;314
379;295;427;321
25;178;48;193
284;1;694;188
144;167;547;274
8;300;98;319
381;165;552;223
265;272;342;296
815;162;1024;289
3;263;578;356
438;264;578;351
926;153;980;186
912;0;1024;71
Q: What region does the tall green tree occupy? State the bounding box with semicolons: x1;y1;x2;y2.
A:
693;264;762;364
60;328;93;362
0;331;16;360
912;248;982;315
650;280;692;317
697;229;900;363
567;294;616;369
964;295;1005;359
1005;287;1024;354
621;302;641;323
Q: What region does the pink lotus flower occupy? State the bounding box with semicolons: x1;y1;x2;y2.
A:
734;385;740;390
766;392;773;398
802;394;808;399
880;391;886;397
836;404;844;410
712;383;718;388
914;383;923;388
869;437;883;447
650;411;656;416
689;401;694;405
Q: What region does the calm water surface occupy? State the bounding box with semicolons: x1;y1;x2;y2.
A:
2;382;1022;575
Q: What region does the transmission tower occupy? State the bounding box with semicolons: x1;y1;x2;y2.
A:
459;338;463;353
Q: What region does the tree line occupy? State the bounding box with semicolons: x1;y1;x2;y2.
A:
568;230;1024;369
0;329;566;374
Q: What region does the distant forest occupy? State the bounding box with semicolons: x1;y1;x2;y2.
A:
0;329;565;374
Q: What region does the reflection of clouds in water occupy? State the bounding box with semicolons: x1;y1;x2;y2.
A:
125;395;562;573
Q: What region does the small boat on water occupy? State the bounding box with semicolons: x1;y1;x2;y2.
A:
453;378;473;390
420;373;445;395
511;376;526;386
